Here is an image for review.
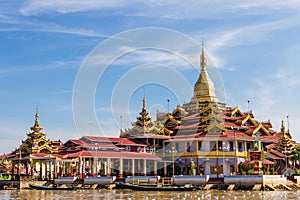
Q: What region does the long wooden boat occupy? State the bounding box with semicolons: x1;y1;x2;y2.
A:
29;183;77;191
121;183;195;191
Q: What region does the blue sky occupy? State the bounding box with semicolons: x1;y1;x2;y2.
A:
1;1;300;153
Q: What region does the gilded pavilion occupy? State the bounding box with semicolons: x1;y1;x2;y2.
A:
0;45;298;180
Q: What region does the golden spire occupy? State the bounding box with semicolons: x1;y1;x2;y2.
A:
192;42;218;103
142;97;147;112
277;120;294;153
200;40;206;70
135;97;152;128
31;107;43;132
281;120;286;135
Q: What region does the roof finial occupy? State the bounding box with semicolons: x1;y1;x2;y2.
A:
201;35;206;70
201;33;204;48
287;115;290;133
281;120;286;135
35;101;39;127
31;103;43;132
143;97;147;111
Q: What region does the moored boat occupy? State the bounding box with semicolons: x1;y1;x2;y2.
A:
121;183;195;191
29;183;77;190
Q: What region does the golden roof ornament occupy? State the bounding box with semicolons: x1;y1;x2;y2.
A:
142;97;147;112
281;120;286;135
30;109;43;132
192;41;218;103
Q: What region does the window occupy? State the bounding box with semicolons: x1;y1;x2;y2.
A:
218;141;223;151
198;141;202;151
229;142;234;151
210;141;216;151
126;146;131;151
246;142;251;151
238;142;243;152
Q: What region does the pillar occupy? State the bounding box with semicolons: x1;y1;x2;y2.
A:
79;157;83;179
164;162;167;177
138;159;141;175
196;158;199;175
185;159;188;175
107;158;111;176
223;160;230;176
93;156;97;177
204;161;211;175
143;159;147;176
39;161;42;179
154;160;157;176
83;157;86;178
54;161;58;179
119;158;123;178
131;159;135;176
104;161;107;175
45;162;48;180
49;161;52;180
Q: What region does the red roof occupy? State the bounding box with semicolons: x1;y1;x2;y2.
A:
182;113;200;119
157;113;167;117
269;150;286;158
224;131;254;140
65;139;119;149
262;159;274;165
175;122;200;129
260;135;280;143
223;122;241;129
265;143;276;150
265;151;282;160
80;136;145;146
66;150;161;160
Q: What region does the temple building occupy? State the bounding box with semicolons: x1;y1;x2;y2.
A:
0;110;161;180
122;44;298;177
0;44;299;180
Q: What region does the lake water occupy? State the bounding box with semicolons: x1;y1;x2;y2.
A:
0;189;299;200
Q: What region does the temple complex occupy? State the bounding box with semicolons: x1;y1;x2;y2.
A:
0;45;299;180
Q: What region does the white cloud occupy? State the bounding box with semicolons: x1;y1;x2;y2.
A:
113;49;194;70
0;59;80;77
194;14;300;71
209;16;300;52
0;22;107;38
19;0;300;18
20;0;132;15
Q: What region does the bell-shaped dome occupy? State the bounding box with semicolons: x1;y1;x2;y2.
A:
192;47;218;103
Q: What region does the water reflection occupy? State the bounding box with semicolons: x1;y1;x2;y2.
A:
0;189;299;200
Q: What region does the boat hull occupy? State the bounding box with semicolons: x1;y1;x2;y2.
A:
29;183;77;191
121;183;195;191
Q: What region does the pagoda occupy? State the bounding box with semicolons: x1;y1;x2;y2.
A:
125;97;164;137
8;110;62;180
276;120;295;154
14;110;58;155
122;43;297;177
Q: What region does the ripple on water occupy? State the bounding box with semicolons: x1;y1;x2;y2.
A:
0;190;298;200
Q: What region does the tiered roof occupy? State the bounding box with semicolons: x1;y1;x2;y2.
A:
125;98;166;137
276;120;295;154
14;111;60;156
